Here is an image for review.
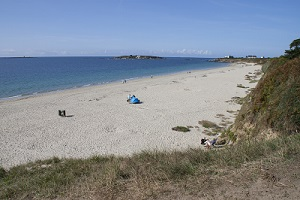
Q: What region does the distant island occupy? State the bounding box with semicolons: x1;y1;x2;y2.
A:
114;55;163;60
211;57;269;65
2;56;34;59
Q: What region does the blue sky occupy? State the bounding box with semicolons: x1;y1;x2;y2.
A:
0;0;299;58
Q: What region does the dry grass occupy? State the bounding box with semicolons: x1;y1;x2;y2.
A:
237;83;249;88
1;134;299;199
219;120;233;127
226;96;246;105
198;120;220;129
199;120;224;136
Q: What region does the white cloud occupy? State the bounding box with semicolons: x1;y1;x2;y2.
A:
155;49;212;56
1;49;16;53
0;49;18;56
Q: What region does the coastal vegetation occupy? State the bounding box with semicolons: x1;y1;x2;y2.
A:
233;56;300;139
1;38;299;199
284;38;300;59
1;135;299;199
213;57;270;64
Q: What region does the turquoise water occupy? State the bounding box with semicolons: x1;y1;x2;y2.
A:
0;57;228;100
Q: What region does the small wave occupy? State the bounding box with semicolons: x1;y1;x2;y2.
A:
11;95;22;98
7;95;23;99
0;94;24;102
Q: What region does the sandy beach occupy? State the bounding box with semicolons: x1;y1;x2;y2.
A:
0;63;261;169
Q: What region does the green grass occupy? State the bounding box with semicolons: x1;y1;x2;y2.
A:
1;134;299;199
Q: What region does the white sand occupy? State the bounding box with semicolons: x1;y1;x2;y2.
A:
0;63;261;169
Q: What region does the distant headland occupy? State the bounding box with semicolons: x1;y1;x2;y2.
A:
0;56;34;59
114;55;163;60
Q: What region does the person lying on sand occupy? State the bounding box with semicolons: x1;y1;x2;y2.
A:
201;138;217;149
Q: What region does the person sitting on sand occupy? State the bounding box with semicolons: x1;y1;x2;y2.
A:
202;138;217;149
127;94;131;102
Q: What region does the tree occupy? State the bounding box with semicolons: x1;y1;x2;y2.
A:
290;38;300;49
285;38;300;59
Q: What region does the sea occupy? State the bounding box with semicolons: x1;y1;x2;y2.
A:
0;57;228;100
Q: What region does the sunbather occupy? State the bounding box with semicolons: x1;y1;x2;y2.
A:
202;138;217;149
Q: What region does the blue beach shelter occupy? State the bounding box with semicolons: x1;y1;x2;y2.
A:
130;96;140;104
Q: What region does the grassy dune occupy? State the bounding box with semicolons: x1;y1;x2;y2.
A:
1;134;299;199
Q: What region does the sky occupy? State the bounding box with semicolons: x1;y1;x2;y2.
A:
0;0;299;58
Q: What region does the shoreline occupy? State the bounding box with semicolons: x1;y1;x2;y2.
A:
0;63;227;103
0;57;223;101
0;63;262;169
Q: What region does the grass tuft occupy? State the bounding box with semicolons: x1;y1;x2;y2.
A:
198;120;220;129
237;84;249;88
172;126;190;132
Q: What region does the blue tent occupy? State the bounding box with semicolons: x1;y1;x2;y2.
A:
130;96;140;104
